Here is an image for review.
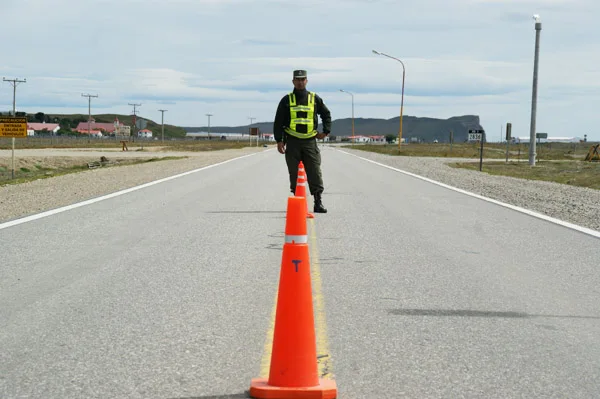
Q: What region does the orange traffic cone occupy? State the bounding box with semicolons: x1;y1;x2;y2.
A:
249;196;337;399
295;161;314;219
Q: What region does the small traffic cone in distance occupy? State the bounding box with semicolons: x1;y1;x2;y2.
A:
249;196;337;399
295;162;314;219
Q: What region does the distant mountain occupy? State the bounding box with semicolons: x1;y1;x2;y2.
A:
183;115;485;143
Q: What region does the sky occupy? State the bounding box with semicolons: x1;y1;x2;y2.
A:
1;0;598;141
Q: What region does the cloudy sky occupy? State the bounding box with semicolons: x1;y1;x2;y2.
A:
1;0;598;140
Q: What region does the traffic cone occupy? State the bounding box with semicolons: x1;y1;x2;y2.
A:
249;196;337;399
295;161;314;219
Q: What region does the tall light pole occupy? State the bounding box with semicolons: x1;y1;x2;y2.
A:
82;93;98;142
3;77;26;179
206;113;213;139
372;50;405;149
529;15;542;166
339;89;355;138
248;117;256;143
159;109;167;142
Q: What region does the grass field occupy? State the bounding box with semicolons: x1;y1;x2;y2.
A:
347;142;599;189
449;160;600;190
347;142;591;160
0;137;258;151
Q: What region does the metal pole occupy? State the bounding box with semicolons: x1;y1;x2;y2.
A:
399;66;405;149
159;109;167;143
529;17;542;166
82;94;98;143
129;103;141;142
206;114;212;140
248;117;255;144
479;135;484;171
351;93;355;138
372;50;405;149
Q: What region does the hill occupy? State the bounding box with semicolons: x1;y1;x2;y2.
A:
183;115;485;143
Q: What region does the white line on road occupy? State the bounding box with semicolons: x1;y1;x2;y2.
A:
339;150;600;239
0;152;260;231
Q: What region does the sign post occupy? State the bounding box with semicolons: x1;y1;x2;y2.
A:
535;132;547;161
0;117;28;179
250;127;259;147
505;122;512;163
468;129;485;171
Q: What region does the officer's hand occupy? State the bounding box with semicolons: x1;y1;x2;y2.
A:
277;142;286;154
316;133;327;140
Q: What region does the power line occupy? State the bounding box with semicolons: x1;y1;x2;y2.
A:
82;93;98;139
129;103;141;140
158;109;168;143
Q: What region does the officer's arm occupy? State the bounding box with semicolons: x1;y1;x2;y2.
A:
315;95;332;134
273;97;289;142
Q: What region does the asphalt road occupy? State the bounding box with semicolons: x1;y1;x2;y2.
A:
1;147;599;399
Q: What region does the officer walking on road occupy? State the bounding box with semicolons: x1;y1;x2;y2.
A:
273;69;332;213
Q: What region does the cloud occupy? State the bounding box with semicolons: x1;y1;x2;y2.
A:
0;0;598;140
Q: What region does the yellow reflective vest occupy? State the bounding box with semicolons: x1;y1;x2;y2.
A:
284;91;317;139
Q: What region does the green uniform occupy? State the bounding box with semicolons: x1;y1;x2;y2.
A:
273;88;332;196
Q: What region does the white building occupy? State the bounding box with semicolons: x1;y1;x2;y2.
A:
513;136;582;144
27;122;60;136
137;129;153;138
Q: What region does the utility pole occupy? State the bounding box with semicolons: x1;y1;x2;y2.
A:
159;109;167;143
529;15;542;166
3;77;26;179
82;93;98;143
248;117;255;143
129;103;141;142
206;113;213;140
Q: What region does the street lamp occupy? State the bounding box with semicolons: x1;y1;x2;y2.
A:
372;49;405;149
529;15;542;166
339;89;355;139
206;113;213;140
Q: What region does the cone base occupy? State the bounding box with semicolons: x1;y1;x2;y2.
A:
249;378;337;399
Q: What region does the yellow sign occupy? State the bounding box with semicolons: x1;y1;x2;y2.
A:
0;117;28;138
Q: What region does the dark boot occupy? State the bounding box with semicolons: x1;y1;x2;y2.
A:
313;194;327;213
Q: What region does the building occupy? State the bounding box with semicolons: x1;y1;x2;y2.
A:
137;129;153;138
513;136;582;144
75;117;130;136
27;122;60;136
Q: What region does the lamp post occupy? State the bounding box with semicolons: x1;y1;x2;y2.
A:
372;50;405;149
158;109;167;143
206;113;213;140
339;89;355;139
529;15;542;166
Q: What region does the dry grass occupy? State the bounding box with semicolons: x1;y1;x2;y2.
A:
347;142;592;160
448;160;600;190
0;137;258;151
0;156;186;186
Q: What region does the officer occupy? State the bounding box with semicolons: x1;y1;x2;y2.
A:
273;69;332;213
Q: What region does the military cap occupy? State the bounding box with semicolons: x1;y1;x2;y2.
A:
293;70;307;79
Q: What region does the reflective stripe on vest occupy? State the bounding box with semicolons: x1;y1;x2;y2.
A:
285;92;317;139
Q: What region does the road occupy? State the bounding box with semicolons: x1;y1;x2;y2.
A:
1;147;599;398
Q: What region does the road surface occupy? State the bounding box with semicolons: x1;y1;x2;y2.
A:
1;147;599;398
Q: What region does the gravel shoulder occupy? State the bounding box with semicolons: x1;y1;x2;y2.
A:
0;147;266;223
340;148;600;234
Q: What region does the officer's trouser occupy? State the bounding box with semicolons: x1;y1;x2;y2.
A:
284;135;324;196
